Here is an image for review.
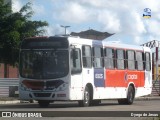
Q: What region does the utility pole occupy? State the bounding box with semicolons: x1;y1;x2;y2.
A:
60;25;70;35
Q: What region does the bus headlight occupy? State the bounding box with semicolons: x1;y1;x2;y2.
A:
58;83;67;91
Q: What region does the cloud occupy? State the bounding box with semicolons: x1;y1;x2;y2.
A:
147;20;160;37
51;0;160;43
119;10;147;36
52;1;91;24
97;10;121;33
12;0;22;12
45;24;71;36
134;36;141;44
51;0;149;35
18;0;160;44
32;4;45;16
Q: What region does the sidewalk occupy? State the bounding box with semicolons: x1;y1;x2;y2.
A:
0;97;21;104
135;95;160;100
0;96;160;104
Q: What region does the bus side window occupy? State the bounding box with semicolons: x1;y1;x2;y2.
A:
82;45;92;68
145;52;151;71
136;51;144;70
71;48;82;74
126;50;136;70
116;49;125;69
104;48;115;69
92;47;103;68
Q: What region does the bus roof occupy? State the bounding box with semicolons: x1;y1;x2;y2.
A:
102;41;142;50
67;36;150;51
22;36;150;51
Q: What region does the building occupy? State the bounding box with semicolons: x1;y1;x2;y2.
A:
70;29;114;40
0;64;18;78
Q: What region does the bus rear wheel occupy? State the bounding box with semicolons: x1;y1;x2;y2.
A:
78;86;91;107
126;85;135;105
38;100;50;108
118;86;135;105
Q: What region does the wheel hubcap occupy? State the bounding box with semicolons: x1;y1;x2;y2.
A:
129;92;133;101
84;91;89;104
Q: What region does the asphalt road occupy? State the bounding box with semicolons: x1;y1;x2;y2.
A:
0;100;160;120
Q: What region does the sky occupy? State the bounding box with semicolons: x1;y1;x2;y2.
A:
11;0;160;45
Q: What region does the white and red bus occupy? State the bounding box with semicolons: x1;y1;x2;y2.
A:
19;36;152;107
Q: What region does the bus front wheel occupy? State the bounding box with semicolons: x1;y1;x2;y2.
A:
38;100;50;108
78;86;91;107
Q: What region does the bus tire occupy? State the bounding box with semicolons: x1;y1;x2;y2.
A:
78;86;91;107
38;100;50;108
126;85;135;105
118;86;135;105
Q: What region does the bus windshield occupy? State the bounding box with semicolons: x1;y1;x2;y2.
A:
20;50;69;79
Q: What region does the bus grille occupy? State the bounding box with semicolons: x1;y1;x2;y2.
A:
22;80;64;90
33;93;51;97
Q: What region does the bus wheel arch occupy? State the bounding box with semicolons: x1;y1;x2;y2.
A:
78;83;93;107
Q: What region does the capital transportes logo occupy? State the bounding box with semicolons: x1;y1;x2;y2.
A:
124;73;138;82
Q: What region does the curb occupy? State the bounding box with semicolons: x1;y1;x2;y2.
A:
135;96;160;101
0;100;20;104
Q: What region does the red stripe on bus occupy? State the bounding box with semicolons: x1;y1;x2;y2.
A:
105;69;145;87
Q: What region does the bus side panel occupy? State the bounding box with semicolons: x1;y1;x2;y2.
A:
105;69;126;87
70;73;83;100
127;71;145;87
105;69;145;87
94;68;105;87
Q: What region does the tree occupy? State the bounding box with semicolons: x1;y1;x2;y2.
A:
0;0;48;77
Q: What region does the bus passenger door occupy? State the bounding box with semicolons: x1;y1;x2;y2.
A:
144;52;152;88
70;46;83;100
81;45;93;88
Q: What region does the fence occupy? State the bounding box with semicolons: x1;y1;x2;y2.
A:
0;78;19;97
152;75;160;96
